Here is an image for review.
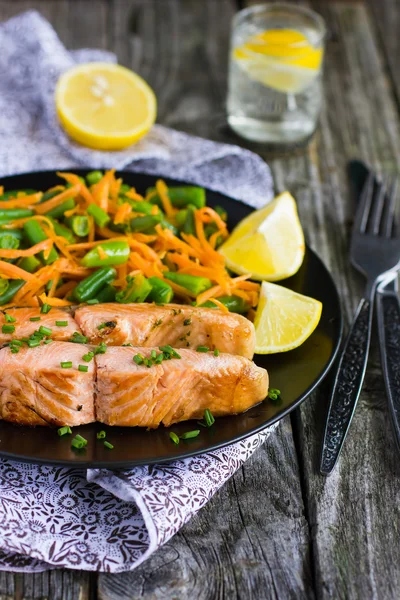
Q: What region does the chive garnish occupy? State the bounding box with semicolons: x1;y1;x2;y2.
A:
97;430;106;439
44;340;53;345
180;430;200;440
213;348;220;357
169;432;180;445
74;434;88;446
94;342;107;355
55;321;68;327
2;324;15;334
39;325;52;336
61;361;72;368
154;353;164;364
97;323;107;330
204;409;215;427
196;346;209;353
144;358;152;368
28;339;40;347
10;347;19;354
183;318;191;326
104;441;114;449
133;354;144;365
71;437;85;450
58;426;72;436
150;349;157;360
268;388;281;402
29;317;41;322
78;364;88;372
70;332;88;344
40;303;51;314
5;314;16;323
82;352;94;362
10;339;22;346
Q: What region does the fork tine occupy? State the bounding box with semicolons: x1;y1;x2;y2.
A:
370;179;386;234
354;172;374;233
382;177;398;238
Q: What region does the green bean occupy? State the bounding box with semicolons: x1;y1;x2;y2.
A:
73;266;117;303
0;279;25;305
47;217;77;244
183;206;196;236
0;234;19;250
95;284;117;303
213;205;228;221
41;189;61;203
86;171;104;186
175;209;188;228
130;214;163;233
116;274;152;303
201;295;250;314
23;220;58;264
87;204;110;228
119;183;131;194
0;189;37;201
146;186;206;209
0;208;34;222
81;241;130;267
45;197;75;220
0;229;23;242
126;200;157;215
164;272;212;296
17;255;41;273
65;215;89;237
147;277;174;304
0;279;8;295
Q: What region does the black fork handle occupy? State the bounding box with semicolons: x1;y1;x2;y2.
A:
320;295;374;475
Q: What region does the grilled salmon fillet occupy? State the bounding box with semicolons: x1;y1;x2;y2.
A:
75;303;256;359
95;346;268;428
0;342;95;426
0;307;79;347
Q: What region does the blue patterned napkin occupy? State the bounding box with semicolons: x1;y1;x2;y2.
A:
0;11;275;572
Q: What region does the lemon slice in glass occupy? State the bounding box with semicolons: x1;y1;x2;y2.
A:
55;63;157;150
219;192;305;281
233;29;323;94
254;281;322;354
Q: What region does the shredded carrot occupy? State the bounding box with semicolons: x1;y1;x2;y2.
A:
48;272;61;298
126;189;145;202
114;202;132;225
0;260;37;281
0;186;3;196
0;239;53;259
110;177;122;200
34;186;79;215
56;172;94;205
38;293;74;307
88;215;95;243
207;298;229;312
55;280;76;298
97;245;107;261
0;192;43;209
155;180;175;218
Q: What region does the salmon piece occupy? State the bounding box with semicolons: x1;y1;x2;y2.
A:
0;307;80;347
75;303;255;359
95;346;268;428
0;342;95;426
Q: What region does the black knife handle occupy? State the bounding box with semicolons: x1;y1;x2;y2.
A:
377;289;400;450
320;297;373;475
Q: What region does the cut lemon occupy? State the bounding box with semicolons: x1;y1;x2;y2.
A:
254;281;322;354
233;29;323;94
55;63;157;150
219;192;305;281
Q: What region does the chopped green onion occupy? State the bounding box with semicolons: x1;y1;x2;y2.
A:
144;358;152;368
74;434;88;447
180;430;201;440
213;348;220;357
196;346;209;353
169;432;180;445
154;353;164;364
82;351;94;362
10;346;19;354
268;388;281;402
39;325;52;336
104;441;114;449
5;314;16;323
61;361;72;368
44;339;53;345
94;342;107;355
133;354;144;365
158;345;181;359
29;317;41;322
97;430;106;439
204;409;215;427
183;318;191;326
58;426;72;436
86;298;99;305
55;321;68;327
71;438;85;450
40;303;51;314
28;339;40;347
10;339;22;346
150;349;157;360
97;323;107;330
78;364;88;372
2;324;15;334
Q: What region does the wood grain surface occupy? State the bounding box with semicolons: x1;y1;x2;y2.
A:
0;0;398;598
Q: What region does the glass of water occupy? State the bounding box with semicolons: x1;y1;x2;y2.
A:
227;3;326;148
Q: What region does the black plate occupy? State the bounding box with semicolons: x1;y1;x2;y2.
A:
0;170;343;467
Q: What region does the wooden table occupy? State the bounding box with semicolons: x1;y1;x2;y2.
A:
0;0;399;598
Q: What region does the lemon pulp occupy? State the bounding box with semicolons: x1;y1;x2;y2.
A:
55;63;157;150
233;28;323;94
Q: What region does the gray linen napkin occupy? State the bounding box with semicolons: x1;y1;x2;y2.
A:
0;11;276;573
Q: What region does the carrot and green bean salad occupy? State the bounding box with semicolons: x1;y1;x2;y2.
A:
0;170;260;312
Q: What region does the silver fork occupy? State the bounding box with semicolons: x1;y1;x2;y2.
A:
320;174;400;475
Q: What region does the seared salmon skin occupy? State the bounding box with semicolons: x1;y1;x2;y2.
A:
75;303;256;359
0;342;95;426
95;346;268;428
0;307;80;346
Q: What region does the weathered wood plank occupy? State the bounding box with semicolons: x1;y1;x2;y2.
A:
99;0;313;597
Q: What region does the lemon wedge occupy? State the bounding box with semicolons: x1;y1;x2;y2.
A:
219;192;305;281
233;29;323;94
254;281;322;354
55;63;157;150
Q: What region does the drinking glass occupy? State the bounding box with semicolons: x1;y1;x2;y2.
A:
227;3;327;147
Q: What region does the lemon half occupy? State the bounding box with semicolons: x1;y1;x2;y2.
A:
219;192;305;281
55;63;157;150
254;281;322;354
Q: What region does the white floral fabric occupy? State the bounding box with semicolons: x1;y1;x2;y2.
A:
0;10;276;572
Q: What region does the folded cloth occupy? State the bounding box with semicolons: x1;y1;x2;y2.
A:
0;10;276;573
